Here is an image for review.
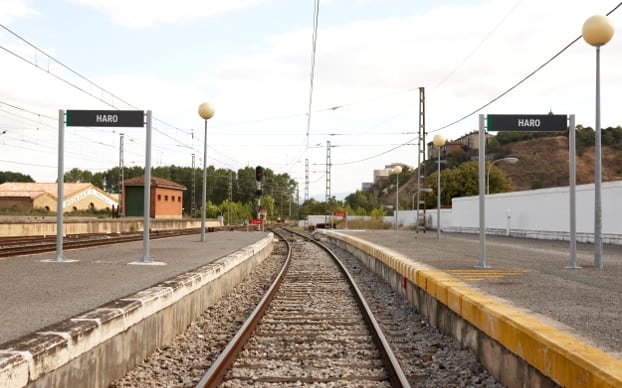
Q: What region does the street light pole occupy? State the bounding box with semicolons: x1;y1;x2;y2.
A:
198;102;215;242
486;157;519;194
432;134;445;240
582;15;614;269
392;166;402;230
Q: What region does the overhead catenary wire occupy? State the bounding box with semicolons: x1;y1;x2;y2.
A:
0;24;195;148
306;0;321;148
332;1;622;166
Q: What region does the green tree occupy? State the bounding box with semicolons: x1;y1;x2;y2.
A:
261;194;276;220
344;190;370;212
64;168;93;184
299;198;325;219
218;200;254;225
370;206;386;219
425;161;513;208
0;171;34;184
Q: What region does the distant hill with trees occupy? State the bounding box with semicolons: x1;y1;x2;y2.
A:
345;125;622;216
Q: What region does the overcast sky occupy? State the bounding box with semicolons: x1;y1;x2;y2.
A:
0;0;621;200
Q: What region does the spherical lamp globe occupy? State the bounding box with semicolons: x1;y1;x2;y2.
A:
198;102;215;120
582;15;614;47
433;134;446;147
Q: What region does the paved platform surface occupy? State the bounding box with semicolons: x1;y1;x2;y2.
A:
338;230;622;360
0;231;269;345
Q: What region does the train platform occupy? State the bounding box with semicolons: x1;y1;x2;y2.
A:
0;230;270;345
321;229;622;386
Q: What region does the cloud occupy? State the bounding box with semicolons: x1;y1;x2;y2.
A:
68;0;266;28
0;0;37;24
1;0;622;196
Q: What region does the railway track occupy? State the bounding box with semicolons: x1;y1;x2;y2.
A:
0;229;204;257
198;227;409;387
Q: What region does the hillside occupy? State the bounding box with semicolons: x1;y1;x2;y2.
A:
386;136;622;208
495;136;622;191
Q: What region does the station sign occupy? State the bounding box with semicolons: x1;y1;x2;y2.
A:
249;219;263;225
66;110;144;127
487;114;567;132
333;211;346;217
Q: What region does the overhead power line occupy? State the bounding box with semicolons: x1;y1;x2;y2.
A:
333;2;622;166
0;24;194;147
306;0;321;148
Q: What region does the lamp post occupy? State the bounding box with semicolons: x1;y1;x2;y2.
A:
582;15;614;269
198;102;215;242
432;134;445;240
393;165;402;231
486;157;519;194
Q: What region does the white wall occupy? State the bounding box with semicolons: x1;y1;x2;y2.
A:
446;180;622;244
302;180;622;244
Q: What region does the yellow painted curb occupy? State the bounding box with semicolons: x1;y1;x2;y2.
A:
321;230;622;388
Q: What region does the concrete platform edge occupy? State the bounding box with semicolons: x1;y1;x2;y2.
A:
317;229;622;388
0;233;274;388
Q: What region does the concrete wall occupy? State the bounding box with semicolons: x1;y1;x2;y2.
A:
0;218;221;237
0;234;274;388
304;180;622;244
447;180;622;244
316;230;622;388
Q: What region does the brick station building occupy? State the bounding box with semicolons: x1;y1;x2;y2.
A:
123;176;186;219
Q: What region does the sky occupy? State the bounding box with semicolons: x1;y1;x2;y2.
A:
0;0;621;201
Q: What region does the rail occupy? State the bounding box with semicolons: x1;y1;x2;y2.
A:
197;227;410;387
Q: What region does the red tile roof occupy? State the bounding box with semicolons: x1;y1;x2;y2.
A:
123;176;186;190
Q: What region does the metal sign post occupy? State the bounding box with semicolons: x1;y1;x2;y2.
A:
566;115;579;269
481;113;575;269
47;109;162;265
43;110;78;263
477;114;488;268
132;111;165;265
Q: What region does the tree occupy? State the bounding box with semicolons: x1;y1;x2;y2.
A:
345;190;371;213
425;161;514;208
261;194;276;220
64;168;93;184
299;198;325;219
0;171;34;184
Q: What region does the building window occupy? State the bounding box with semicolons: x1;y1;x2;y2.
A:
157;194;162;201
165;195;169;201
178;196;181;202
172;196;175;202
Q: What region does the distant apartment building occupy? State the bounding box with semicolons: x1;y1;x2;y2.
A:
426;131;494;160
373;163;413;185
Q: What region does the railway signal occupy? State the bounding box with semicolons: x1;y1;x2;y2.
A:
255;166;264;181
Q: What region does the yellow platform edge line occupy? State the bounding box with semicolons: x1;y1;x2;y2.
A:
320;231;622;388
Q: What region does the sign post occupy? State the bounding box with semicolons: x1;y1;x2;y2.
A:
46;109;161;265
478;113;574;269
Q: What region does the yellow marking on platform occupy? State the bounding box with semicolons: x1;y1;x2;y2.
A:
446;269;531;281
